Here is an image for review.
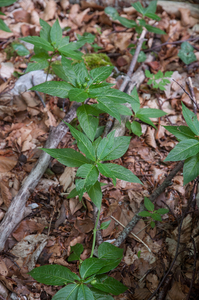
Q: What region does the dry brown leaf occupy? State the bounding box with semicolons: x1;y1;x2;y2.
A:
59;167;76;191
0;62;14;80
168;281;187;300
12;220;45;242
74;217;94;233
0;179;12;208
0;156;17;173
60;0;70;10
179;8;198;27
145;127;157;149
69;198;82;215
42;0;56;21
0;259;8;276
13;10;30;23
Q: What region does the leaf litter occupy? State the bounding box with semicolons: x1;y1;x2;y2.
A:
0;0;199;299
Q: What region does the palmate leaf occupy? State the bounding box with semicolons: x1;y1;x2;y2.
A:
183;153;199;185
165;139;199;161
29;265;80;285
41;148;91;167
52;284;79;300
30;81;73;98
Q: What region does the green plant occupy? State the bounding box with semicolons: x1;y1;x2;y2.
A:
178;41;197;65
0;0;17;32
145;69;173;91
29;242;127;300
105;1;165;35
126;87;167;137
164;103;199;185
20;19;95;73
138;197;169;228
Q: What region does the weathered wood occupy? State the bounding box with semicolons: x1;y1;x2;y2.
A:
0;102;81;251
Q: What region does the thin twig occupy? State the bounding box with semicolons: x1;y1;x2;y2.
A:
186;77;198;114
144;36;199;53
111;215;151;253
172;79;197;108
147;180;197;300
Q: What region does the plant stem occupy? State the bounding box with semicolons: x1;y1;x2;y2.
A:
90;205;101;258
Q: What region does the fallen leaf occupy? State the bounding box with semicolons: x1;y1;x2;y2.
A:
0;156;17;173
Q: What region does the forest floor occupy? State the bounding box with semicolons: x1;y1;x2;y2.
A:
0;0;199;299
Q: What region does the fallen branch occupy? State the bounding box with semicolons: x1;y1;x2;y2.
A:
0;102;81;251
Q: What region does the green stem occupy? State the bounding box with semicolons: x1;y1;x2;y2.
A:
90;205;101;258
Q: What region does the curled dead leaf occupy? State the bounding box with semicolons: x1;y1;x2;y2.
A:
0;156;17;173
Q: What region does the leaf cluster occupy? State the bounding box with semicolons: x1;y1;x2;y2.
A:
165;103;199;185
29;242;127;300
105;1;165;35
145;69;173;91
138;197;169;228
126;87;167;137
178;41;197;65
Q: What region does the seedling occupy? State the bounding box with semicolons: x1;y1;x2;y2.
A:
164;103;199;185
178;41;197;65
138;197;169;228
128;41;147;63
126;87;167;137
145;69;173;91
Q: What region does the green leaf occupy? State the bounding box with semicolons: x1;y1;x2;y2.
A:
118;16;136;28
130;87;140;113
96;259;122;275
68;88;88;103
66;123;96;161
100;220;111;230
12;43;29;56
29;265;80;285
76;164;99;190
98;242;123;260
61;56;77;86
150;221;155;228
77;106;98;142
40;19;51;42
145;69;153;78
183;153;199;185
57;36;70;50
52;284;79;300
157;208;169;214
138;211;152;217
118;104;132;116
30;81;73;98
30;53;50;61
99;89;134;105
59;49;83;60
145;25;166;35
137;51;146;63
50;19;62;48
0;19;11;32
164;139;199;161
91;276;127;295
90;66;114;83
25;60;49;73
135;114;157;128
78;285;95;300
51;62;69;82
97;163;116;186
136;108;167;118
151;213;162;221
145;12;160;20
90;288;114;300
20;36;54;52
145;0;157;13
41;148;91;167
132;2;145;15
68;243;84;262
88;181;102;209
131;121;142;137
97;100;121;122
0;0;17;7
74;62;89;85
103;163;142;184
164;126;197;141
104;7;119;20
103;136;131;161
182;103;199;136
97;130;115;160
178;42;197;65
75;179;86;201
154;70;163;80
144;197;154;211
80;258;106;279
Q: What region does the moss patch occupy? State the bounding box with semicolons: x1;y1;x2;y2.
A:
83;53;113;70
